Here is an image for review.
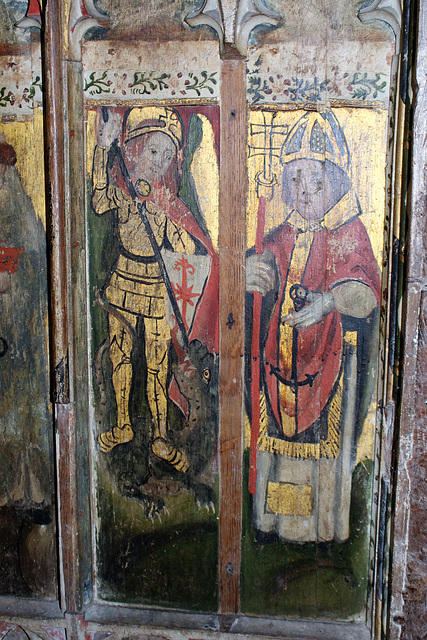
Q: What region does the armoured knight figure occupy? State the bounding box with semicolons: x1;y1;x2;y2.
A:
92;106;207;473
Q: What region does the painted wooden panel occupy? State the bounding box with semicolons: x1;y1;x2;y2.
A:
243;102;388;617
0;1;55;600
0;0;417;635
233;0;400;621
86;96;220;608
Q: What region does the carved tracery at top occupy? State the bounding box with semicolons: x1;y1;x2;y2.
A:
358;0;403;53
185;0;280;55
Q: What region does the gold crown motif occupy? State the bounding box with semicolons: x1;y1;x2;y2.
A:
124;106;183;149
281;110;350;171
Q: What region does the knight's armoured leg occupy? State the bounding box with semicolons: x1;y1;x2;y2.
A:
144;316;168;440
98;312;136;452
145;316;189;472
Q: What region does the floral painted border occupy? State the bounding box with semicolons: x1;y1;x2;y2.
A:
83;69;218;101
0;75;43;115
247;71;389;105
83;67;389;106
0;47;43;118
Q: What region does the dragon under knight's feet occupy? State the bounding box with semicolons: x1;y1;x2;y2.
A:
98;424;134;452
151;437;190;473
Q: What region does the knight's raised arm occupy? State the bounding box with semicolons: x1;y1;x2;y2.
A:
91;111;123;216
91;146;117;216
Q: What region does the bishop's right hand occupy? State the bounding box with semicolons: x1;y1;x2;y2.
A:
246;250;277;297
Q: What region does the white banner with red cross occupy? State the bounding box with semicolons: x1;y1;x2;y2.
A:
161;249;211;340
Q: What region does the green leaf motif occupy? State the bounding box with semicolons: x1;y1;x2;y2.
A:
84;71;111;95
247;76;271;103
287;77;331;103
24;76;43;109
248;75;330;103
348;72;387;100
0;86;14;108
248;72;388;103
185;71;217;96
131;72;170;95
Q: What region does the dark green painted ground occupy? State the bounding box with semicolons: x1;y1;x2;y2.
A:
241;452;373;618
96;473;218;610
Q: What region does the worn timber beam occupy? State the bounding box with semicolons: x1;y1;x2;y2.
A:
43;0;69;402
66;58;92;607
390;0;427;636
218;44;247;617
43;0;81;612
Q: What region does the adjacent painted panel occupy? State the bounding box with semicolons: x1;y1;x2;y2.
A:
0;0;34;44
86;102;220;609
243;105;387;617
0;4;55;598
0;1;42;120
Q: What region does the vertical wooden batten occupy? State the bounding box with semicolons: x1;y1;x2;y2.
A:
43;0;81;612
43;0;69;404
218;45;247;616
390;0;427;635
55;403;81;612
66;58;92;607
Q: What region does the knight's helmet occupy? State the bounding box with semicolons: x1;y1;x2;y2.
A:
280;110;350;172
123;106;184;150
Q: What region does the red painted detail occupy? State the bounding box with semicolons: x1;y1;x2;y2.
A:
70;1;91;34
41;627;67;640
0;246;24;273
80;0;90;17
0;624;15;640
27;0;41;17
172;255;199;332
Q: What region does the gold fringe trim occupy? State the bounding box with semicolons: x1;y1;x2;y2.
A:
257;369;344;460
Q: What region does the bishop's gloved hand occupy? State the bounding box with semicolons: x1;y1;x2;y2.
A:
282;291;335;329
246;250;278;297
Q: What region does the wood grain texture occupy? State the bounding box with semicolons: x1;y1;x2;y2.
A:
43;0;69;404
390;0;427;636
66;59;91;607
56;403;82;612
44;0;81;612
218;46;247;615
